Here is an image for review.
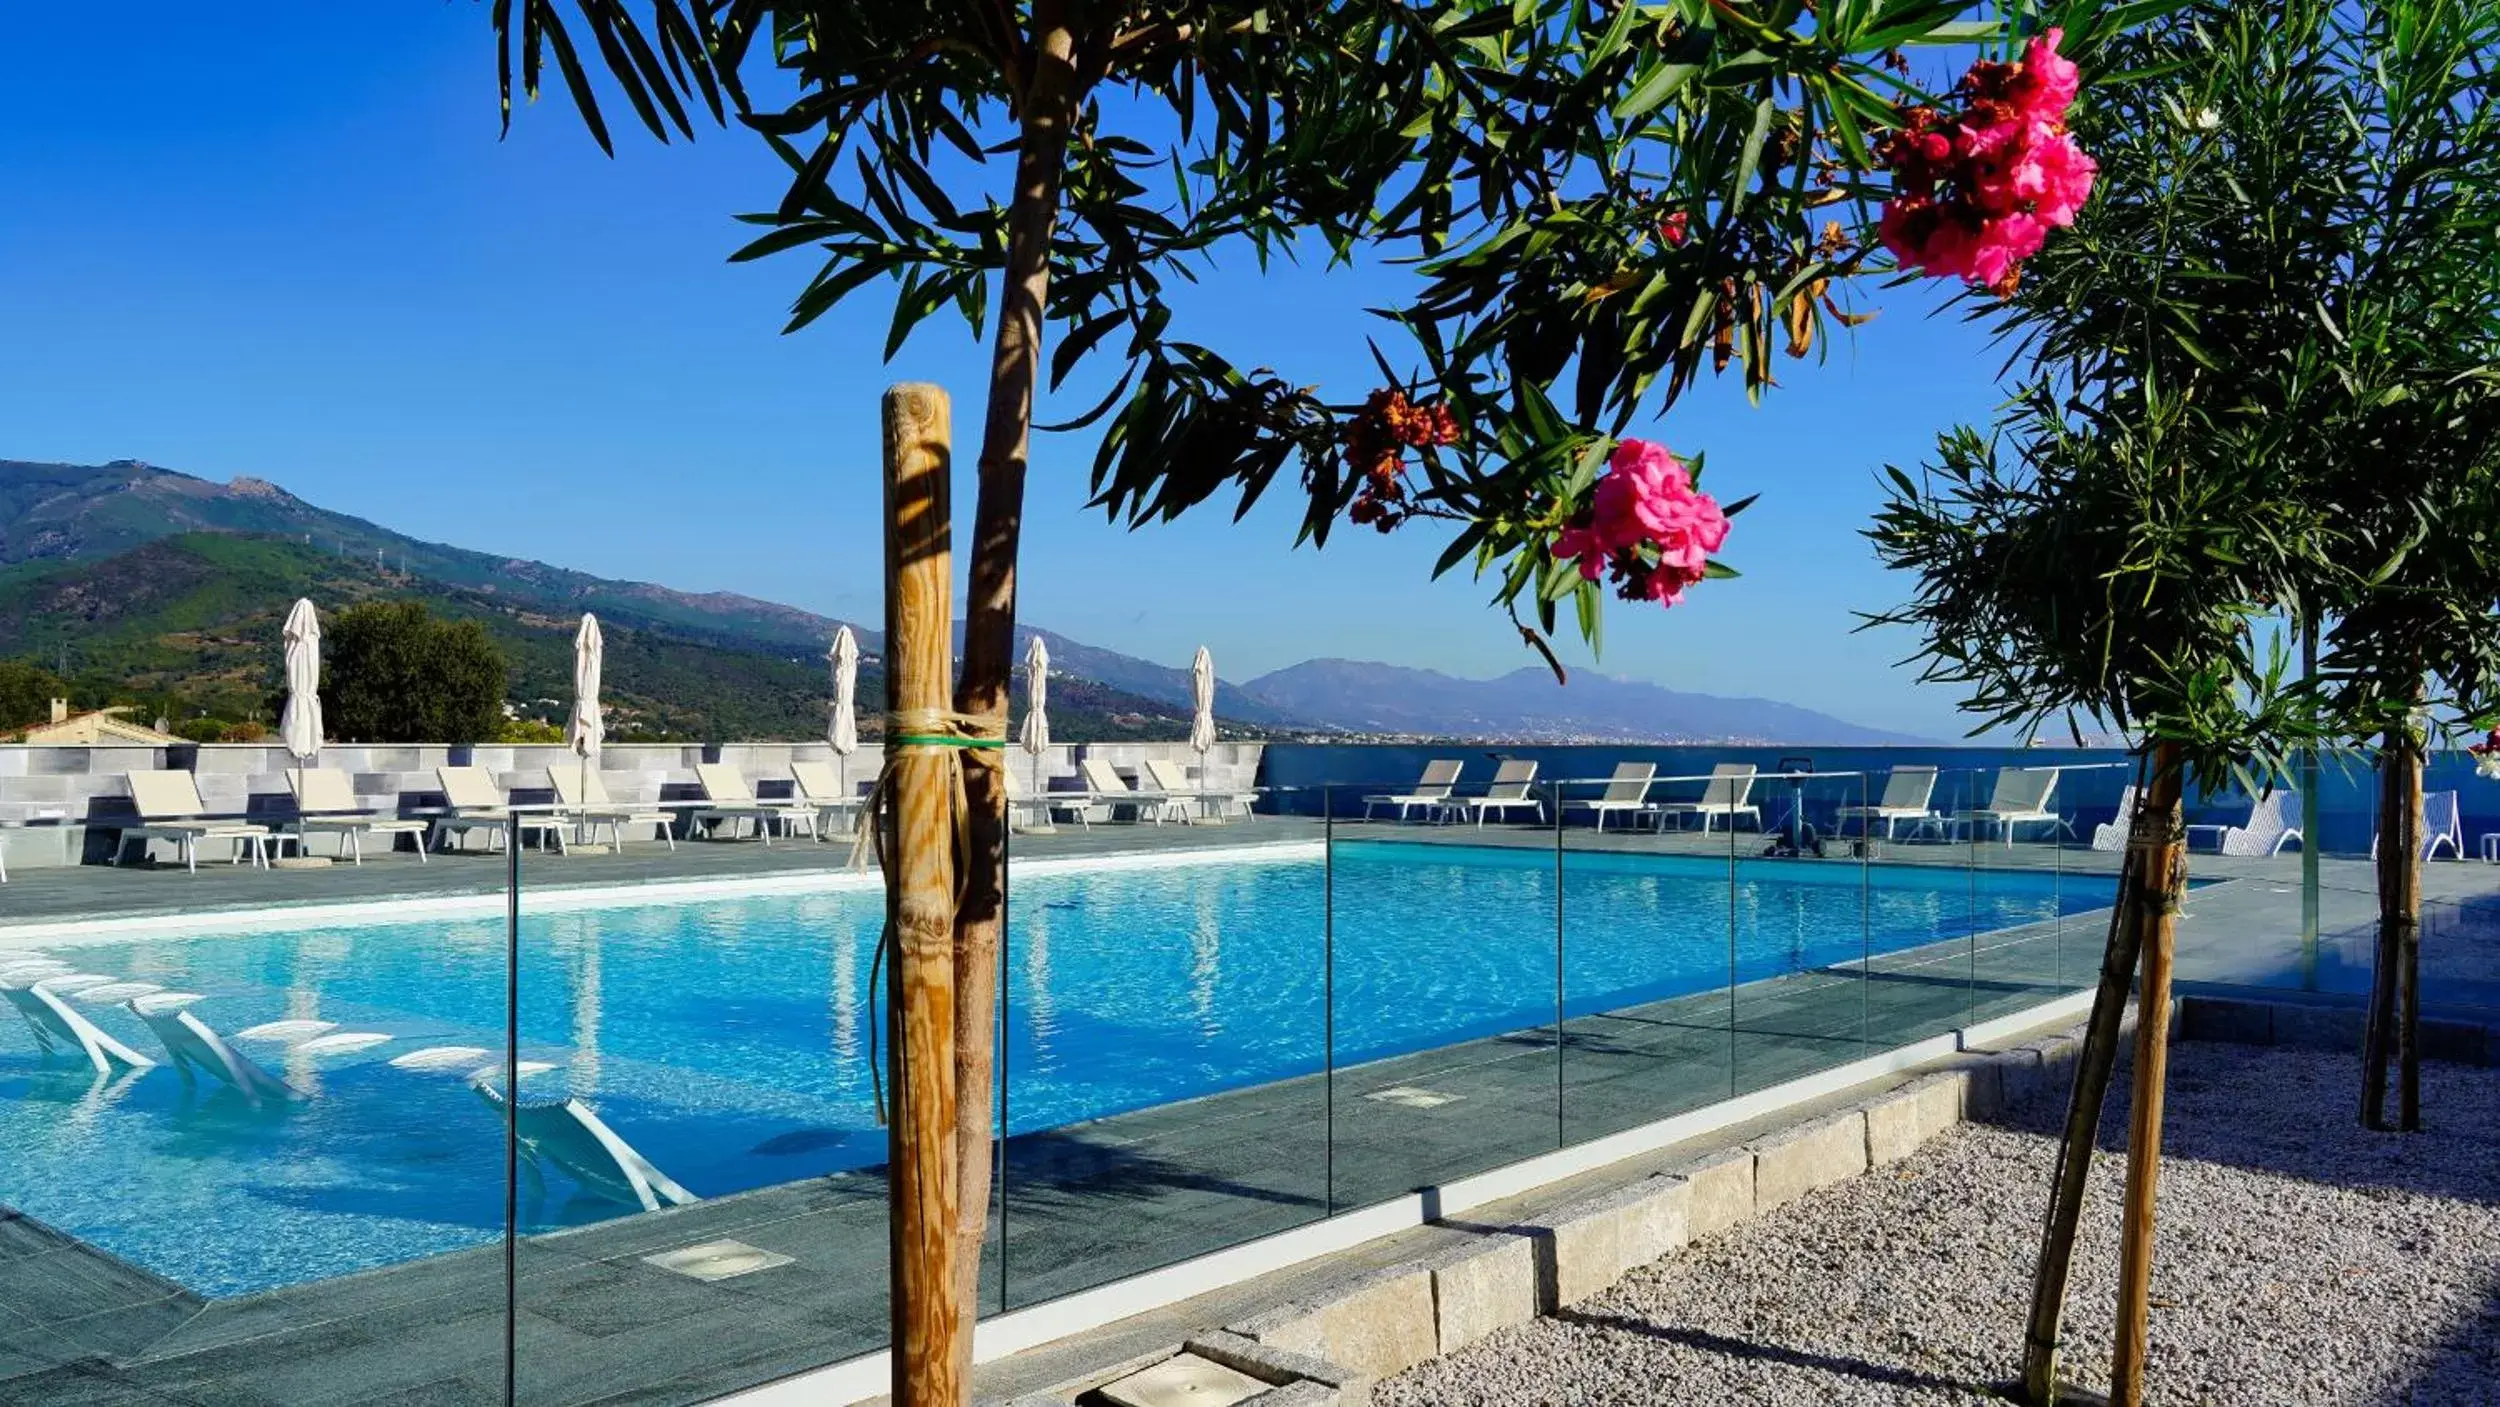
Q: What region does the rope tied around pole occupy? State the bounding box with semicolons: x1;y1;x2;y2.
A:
859;707;1010;1126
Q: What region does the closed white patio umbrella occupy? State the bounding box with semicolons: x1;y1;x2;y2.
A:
1019;635;1051;831
1189;645;1216;760
567;615;604;846
279;599;323;764
829;625;860;796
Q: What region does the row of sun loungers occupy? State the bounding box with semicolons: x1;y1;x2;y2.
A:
105;756;1251;871
0;950;695;1212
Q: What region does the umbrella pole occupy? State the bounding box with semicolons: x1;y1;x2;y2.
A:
882;383;965;1406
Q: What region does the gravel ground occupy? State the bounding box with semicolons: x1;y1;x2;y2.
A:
1378;1041;2500;1406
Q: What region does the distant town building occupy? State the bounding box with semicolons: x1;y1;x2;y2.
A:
10;698;182;746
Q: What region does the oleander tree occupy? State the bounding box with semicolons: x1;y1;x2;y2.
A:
489;0;2140;1396
2266;0;2500;1135
1870;2;2500;1401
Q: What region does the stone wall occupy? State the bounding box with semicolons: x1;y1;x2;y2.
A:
0;740;1266;871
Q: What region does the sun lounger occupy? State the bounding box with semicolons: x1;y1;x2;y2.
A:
1363;760;1463;822
1956;767;2064;845
549;765;676;850
1833;765;1940;840
116;770;274;872
1143;759;1259;824
474;1079;699;1212
1444;759;1544;827
691;762;817;843
1563;762;1655;831
2373;790;2463;861
432;766;569;854
2092;785;2138;852
790;761;865;840
287;768;430;864
1080;758;1186;824
1648;764;1761;833
2;978;156;1075
128;993;297;1102
2188;790;2303;857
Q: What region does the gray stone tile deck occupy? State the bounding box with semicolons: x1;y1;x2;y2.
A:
2;815;2495;1405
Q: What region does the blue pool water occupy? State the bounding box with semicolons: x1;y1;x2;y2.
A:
0;844;2113;1296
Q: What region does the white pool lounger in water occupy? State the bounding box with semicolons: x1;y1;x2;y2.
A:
129;995;298;1103
1;982;157;1075
475;1079;699;1213
71;982;165;1005
392;1045;698;1212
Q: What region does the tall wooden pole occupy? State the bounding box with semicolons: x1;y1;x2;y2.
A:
2110;747;2189;1407
2018;786;2146;1404
883;383;965;1407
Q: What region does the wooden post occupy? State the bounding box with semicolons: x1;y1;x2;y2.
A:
2109;747;2188;1407
883;383;965;1407
2018;791;2146;1404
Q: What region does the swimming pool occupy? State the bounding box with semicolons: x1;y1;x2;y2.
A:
0;842;2114;1296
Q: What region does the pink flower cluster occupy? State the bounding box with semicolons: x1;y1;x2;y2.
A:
1553;438;1731;608
1877;28;2096;293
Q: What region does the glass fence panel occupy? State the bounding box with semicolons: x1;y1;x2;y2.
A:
1557;771;1740;1144
998;783;1329;1311
1849;763;1985;1051
1326;776;1561;1210
0;756;517;1405
1727;771;1873;1097
501;766;898;1407
1961;762;2120;1028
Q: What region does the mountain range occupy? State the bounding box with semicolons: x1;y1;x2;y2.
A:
0;458;1922;745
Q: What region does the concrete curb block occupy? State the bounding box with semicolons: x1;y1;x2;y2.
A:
1217;1016;2104;1389
2178;992;2494;1067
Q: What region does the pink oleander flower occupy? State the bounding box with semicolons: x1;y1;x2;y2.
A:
1876;27;2093;294
1552;438;1731;609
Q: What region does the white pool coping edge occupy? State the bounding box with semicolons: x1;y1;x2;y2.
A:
0;840;1327;946
715;986;2098;1407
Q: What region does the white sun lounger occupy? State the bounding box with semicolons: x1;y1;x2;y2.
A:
473;1079;699;1212
1564;763;1655;831
1363;760;1463;822
1143;759;1259;824
789;761;866;840
288;767;431;864
2373;790;2463;861
692;762;816;843
2091;785;2139;852
2;980;156;1074
1080;759;1185;824
116;770;274;872
433;766;569;854
128;994;298;1102
2188;790;2303;857
549;766;677;850
1833;765;1940;840
1956;767;2064;845
1444;759;1544;828
1648;764;1761;833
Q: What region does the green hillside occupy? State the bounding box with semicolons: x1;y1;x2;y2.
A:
0;533;1205;742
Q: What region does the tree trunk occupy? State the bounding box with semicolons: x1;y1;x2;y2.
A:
2018;768;2148;1404
2362;727;2423;1131
881;385;964;1407
2018;745;2182;1406
951;6;1083;1365
2109;747;2188;1407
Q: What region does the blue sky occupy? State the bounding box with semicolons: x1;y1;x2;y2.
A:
0;4;2021;738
